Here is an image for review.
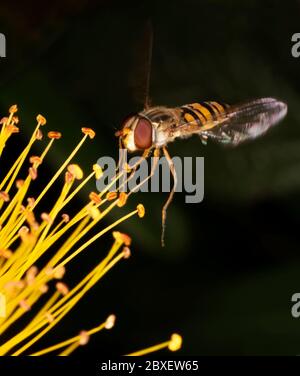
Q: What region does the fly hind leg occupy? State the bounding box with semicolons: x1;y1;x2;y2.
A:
161;146;178;247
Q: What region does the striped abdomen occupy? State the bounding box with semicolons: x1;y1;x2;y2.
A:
180;101;229;129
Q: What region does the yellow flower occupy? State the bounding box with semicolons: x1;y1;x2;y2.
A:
0;105;182;356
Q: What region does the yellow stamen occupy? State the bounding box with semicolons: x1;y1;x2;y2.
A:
126;334;183;356
0;105;180;358
30;319;107;356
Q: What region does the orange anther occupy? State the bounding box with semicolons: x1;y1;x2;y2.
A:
137;204;145;218
89;191;101;204
81;127;95;139
36;114;46;125
29;167;37;180
0;191;10;202
106;191;118;201
29;156;42;165
36;129;43;140
9;104;18;114
117;192;128;207
48;131;61;139
123;246;131;259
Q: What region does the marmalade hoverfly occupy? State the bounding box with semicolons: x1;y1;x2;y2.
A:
115;23;288;246
116;98;287;246
118;97;287;152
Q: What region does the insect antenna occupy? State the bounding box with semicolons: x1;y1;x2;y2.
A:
128;19;154;110
143;19;153;110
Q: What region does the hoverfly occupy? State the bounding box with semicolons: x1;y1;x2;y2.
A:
118;97;287;152
115;23;288;246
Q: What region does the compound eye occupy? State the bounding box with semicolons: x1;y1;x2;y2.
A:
134;118;152;149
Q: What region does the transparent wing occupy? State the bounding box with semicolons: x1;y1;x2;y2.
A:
200;98;287;145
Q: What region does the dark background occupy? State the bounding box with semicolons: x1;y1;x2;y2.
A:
1;0;300;355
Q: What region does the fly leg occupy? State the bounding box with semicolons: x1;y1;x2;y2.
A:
127;148;160;196
119;148;152;193
161;146;177;247
199;134;208;145
116;136;125;172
